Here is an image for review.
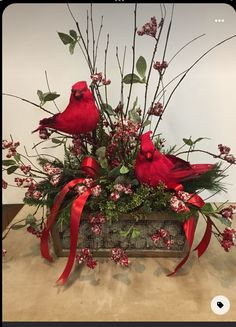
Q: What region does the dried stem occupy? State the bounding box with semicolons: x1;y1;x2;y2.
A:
94;15;104;69
3;93;54;115
175;149;236;165
90;4;96;72
125;3;137;117
104;34;109;106
152;34;236;134
168;34;206;66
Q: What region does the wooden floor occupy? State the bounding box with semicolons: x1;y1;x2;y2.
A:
2;204;24;230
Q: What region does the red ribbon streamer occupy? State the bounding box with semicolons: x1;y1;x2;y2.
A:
57;189;91;285
40;157;99;285
193;217;212;258
167;188;205;276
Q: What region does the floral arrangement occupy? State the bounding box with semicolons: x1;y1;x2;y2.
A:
2;4;236;285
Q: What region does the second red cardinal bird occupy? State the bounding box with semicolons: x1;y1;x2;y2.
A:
33;81;99;135
135;131;214;189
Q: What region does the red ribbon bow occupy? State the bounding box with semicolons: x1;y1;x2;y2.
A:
167;185;212;276
40;157;99;285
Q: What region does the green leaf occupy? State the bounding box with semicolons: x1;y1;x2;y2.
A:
101;104;114;115
120;165;129;174
51;138;63;144
43;92;60;102
69;42;76;55
7;165;18;175
2;159;16;166
129;107;141;123
120;230;129;237
11;224;26;230
58;32;74;45
108;166;121;178
14;153;21;163
193;137;210;145
25;214;36;225
96;146;106;158
131;228;140;239
37;90;44;102
142;119;151;127
183;138;194;146
123;73;141;84
69;29;77;40
214;215;231;227
136;56;147;78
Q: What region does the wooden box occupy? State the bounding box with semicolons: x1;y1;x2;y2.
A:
51;212;196;258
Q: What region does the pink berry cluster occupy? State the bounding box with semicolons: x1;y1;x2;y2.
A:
39;128;51;140
43;162;62;186
151;228;173;249
153;60;168;73
14;177;42;200
74;179;102;197
110;183;133;202
88;213;106;235
137;16;158;38
218;144;236;164
106;119;140;167
2;139;20;158
20;165;31;175
69;137;83;156
27;225;43;238
76;248;97;269
90;72;111;85
2;249;7;256
148;102;164;116
220;205;236;223
2;179;8;189
220;227;236;252
111;248;129;267
170;191;191;214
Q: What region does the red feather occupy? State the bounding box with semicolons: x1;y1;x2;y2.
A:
135;131;214;189
33;81;99;135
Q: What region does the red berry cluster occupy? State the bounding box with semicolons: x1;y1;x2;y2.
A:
39;128;51;140
148;102;163;116
106;119;140;167
90;72;111;85
111;248;129;267
2;179;8;189
76;248;97;269
27;226;43;238
220;205;236;223
20;165;31;175
151;228;174;249
137;16;158;38
88;213;106;235
220;228;236;252
218;144;236;164
153;60;168;73
69;137;83;156
2;139;20;158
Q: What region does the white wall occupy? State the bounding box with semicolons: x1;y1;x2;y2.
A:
2;3;236;203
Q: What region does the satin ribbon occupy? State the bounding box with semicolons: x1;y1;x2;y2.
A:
167;185;205;276
40;157;99;285
193;216;212;258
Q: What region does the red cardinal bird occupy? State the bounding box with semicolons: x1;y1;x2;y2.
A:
135;131;214;189
33;81;99;135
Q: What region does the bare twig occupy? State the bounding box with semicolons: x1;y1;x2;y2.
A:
3;93;54;115
153;34;236;133
125;3;137;117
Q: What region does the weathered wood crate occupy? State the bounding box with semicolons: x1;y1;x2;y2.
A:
51;212;196;258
